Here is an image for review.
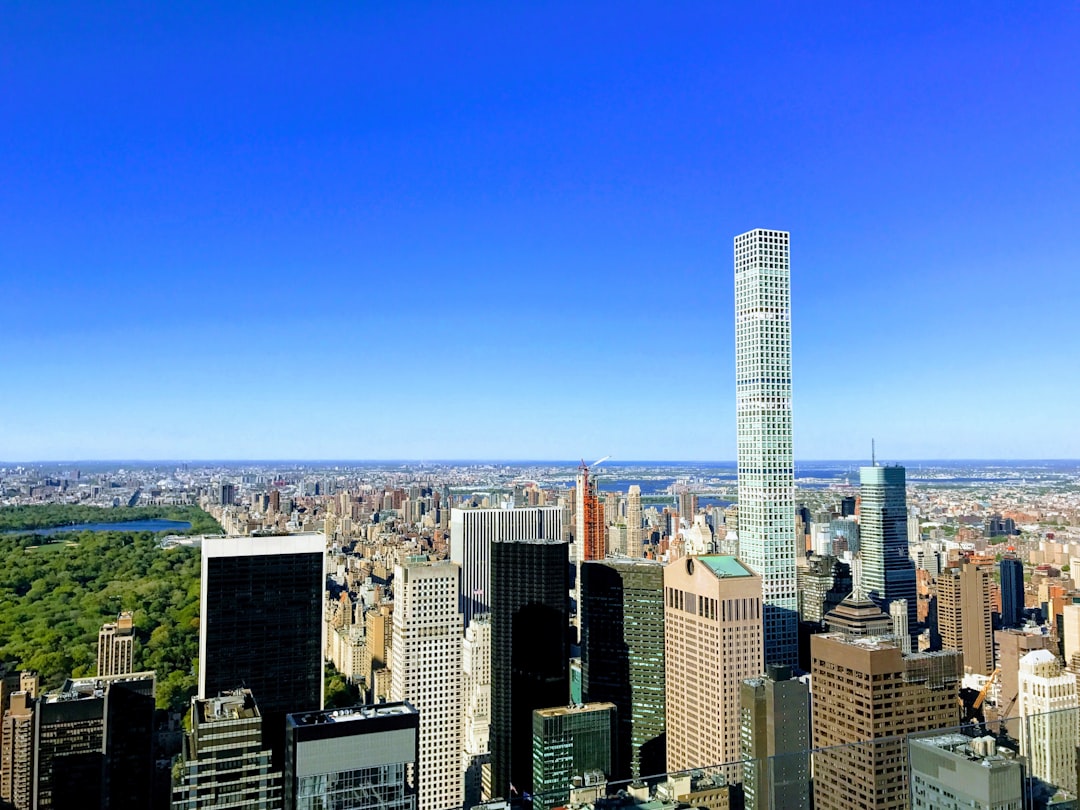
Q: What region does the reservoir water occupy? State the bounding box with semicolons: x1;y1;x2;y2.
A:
7;519;192;537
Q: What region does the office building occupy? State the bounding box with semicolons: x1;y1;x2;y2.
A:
1017;650;1078;794
996;628;1056;719
391;559;464;810
909;734;1023;810
581;558;666;780
937;562;995;675
811;631;961;810
96;611;134;677
532;703;616;809
1;692;34;810
172;690;282;809
284;702;419;810
626;486;644;558
823;590;894;637
664;555;764;774
463;614;492;808
490;538;570;799
734;227;797;667
1063;605;1080;669
1000;556;1025;629
739;665;810;810
199;533;325;762
797;555;851;625
859;465;918;639
575;466;605;563
450;506;563;627
33;672;156;810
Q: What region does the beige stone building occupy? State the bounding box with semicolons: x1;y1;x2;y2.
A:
936;562;994;675
664;555;763;774
97;611;135;677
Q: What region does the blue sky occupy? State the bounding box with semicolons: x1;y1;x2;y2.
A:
1;2;1078;461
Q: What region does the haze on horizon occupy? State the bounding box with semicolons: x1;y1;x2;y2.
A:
1;4;1078;462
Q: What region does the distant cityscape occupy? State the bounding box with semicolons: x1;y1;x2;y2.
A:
1;229;1079;810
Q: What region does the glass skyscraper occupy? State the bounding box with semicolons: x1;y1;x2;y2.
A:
858;465;918;636
1000;555;1025;628
734;228;797;667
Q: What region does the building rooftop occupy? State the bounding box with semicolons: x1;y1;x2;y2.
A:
697;555;754;578
287;700;417;727
535;702;616;718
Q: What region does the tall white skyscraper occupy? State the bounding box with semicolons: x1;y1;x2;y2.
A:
462;614;492;807
450;506;563;627
391;559;464;810
734;228;797;666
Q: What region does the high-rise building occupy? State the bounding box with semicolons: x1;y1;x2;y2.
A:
811;632;961;810
740;664;810;810
936;562;995;676
995;628;1056;720
575;466;606;563
1062;604;1080;671
664;555;764;775
1;692;34;810
909;734;1023;810
531;703;616;809
172;690;282;809
1017;649;1078;794
199;533;326;764
626;486;644;558
734;227;797;667
450;506;563;627
463;614;493;808
1000;556;1025;629
490;538;570;799
284;702;419;810
391;559;464;810
96;611;134;677
581;558;666;780
33;672;156;810
797;555;851;625
859;465;918;639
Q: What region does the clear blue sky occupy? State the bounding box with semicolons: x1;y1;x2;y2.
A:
2;2;1078;461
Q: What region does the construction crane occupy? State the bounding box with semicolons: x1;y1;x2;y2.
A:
973;668;1000;711
958;669;1000;724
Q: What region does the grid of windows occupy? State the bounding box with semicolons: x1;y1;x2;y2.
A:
733;228;797;667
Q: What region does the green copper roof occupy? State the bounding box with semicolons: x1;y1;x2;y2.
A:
697;555;754;578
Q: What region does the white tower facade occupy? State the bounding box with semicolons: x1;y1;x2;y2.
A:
1018;649;1078;794
462;614;493;806
734;228;797;666
391;560;464;810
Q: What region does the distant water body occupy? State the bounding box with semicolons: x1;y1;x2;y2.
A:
7;519;192;537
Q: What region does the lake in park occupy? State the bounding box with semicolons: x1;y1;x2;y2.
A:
7;519;192;536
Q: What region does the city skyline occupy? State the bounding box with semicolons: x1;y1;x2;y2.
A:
2;4;1078;461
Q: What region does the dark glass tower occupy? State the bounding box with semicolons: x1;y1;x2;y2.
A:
581;558;665;780
199;534;325;765
490;538;569;798
859;465;917;639
1000;555;1025;628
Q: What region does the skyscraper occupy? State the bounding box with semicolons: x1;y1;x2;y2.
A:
96;611;134;678
450;506;563;627
937;562;995;676
740;665;810;810
734;227;797;667
462;614;493;808
575;465;605;563
581;558;666;780
626;486;644;558
664;555;764;775
999;555;1025;629
859;465;918;639
490;538;570;799
199;533;325;763
531;703;616;809
284;702;419;810
1017;650;1078;795
172;690;282;809
811;633;961;810
390;559;464;810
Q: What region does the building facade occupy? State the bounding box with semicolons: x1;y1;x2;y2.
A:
859;465;918;638
811;632;961;810
490;538;570;799
581;558;666;780
909;734;1023;810
532;703;616;810
739;665;810;810
172;690;282;809
664;555;764;774
999;556;1025;629
450;506;563;626
734;227;797;667
284;703;419;810
937;562;995;675
463;614;493;808
96;611;134;678
1017;649;1078;794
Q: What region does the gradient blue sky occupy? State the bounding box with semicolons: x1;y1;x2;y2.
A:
2;2;1078;461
